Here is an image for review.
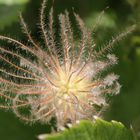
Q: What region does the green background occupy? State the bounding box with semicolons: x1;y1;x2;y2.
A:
0;0;140;139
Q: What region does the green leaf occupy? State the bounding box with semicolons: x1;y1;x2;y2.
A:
39;119;137;140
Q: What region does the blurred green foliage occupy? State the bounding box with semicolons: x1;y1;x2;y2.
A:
0;0;29;30
0;0;140;140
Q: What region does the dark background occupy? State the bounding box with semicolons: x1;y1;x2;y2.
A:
0;0;140;139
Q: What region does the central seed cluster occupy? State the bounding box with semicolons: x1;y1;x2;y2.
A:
55;62;91;95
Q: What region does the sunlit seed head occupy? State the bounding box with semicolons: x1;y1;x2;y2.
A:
0;0;135;129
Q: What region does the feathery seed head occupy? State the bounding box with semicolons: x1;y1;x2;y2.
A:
0;0;135;129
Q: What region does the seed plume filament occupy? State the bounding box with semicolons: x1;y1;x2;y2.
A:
0;88;50;95
0;78;49;88
0;96;54;109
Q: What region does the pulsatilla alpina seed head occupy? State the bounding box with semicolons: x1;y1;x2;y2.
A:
0;0;135;129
